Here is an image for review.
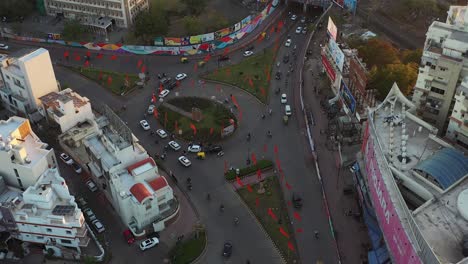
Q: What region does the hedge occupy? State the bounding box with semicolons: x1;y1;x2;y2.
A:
224;159;273;180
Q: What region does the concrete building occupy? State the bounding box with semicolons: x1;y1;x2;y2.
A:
0;168;89;257
39;88;94;133
43;0;149;28
59;104;178;235
0;48;59;120
446;77;468;149
412;5;468;135
354;82;468;263
0;116;56;191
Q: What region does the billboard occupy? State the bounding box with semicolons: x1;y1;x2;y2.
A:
349;57;368;95
344;0;358;13
363;130;422;264
322;54;336;82
327;17;338;41
328;38;345;72
340;79;356;114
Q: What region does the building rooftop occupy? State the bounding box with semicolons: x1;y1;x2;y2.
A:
39;88;90;110
85;135;120;172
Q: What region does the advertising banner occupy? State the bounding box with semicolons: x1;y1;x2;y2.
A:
241;16;252;28
181;36;190;46
234;22;241;32
364;136;422;264
328;38;345;72
154;37;164;46
189;35;202;45
322;54;336;82
164;37;182;46
340;79;356;114
200;33;214;43
327;17;338;41
214;27;232;39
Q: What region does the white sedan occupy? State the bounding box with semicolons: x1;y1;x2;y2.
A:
285;39;292;47
178;156;192;167
60;153;74;165
147;104;155;114
159;89;170;98
291;14;297;21
175;73;187;81
0;44;8;50
187;145;202;153
295;27;302;34
168;141;181;151
156;129;168;138
281;93;287;104
243;51;254;57
140;237;160;251
140;120;150;130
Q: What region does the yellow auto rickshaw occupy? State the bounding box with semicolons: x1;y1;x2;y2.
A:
198;61;206;67
283;115;289;125
180;57;188;63
197;152;206;160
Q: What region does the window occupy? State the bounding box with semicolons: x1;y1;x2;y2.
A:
431;65;436;70
157;195;165;202
60;239;72;244
36;236;44;240
46;228;52;233
17;179;23;188
5;75;10;80
14;168;19;177
430;87;445;95
439;66;448;71
66;230;72;235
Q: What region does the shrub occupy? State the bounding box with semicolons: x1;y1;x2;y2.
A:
225;159;274;180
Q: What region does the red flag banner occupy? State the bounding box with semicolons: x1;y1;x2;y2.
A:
159;84;164;94
276;158;282;172
141;65;146;73
174;121;178;131
98;72;103;80
279;227;290;239
231;95;239;108
137;59;143;68
152;93;157;103
235;176;244;187
251;153;257;165
209;127;214;135
110;55;117;60
63;51;69;58
223;47;230;56
293;212;302;222
107;76;112;86
260;87;266;96
296;228;303;233
285;181;292;190
270;26;275;34
256;169;262;180
248;78;254;88
96;53;103;59
74;55;81;61
190;123;197;135
204;53;211;62
267;208;278;221
288;241;295;251
153;108;159;119
84;60;90;67
86;51;91;57
247;184;253;193
255;197;260;207
274;145;279;154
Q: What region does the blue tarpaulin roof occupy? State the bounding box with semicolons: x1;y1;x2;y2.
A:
415;148;468;189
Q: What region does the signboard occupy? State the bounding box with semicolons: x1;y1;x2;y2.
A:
340;79;356;114
363;129;422;264
344;0;358;13
321;54;336;82
349;57;368;95
327;17;338;41
328;38;345;72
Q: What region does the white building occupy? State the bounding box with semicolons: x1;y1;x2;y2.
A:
446;77;468;149
39;88;94;133
412;5;468;135
0;48;59;119
0;168;89;256
43;0;149;28
0;116;56;191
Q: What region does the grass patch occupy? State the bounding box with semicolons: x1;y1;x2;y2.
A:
68;66;140;95
158;97;236;142
237;176;298;263
169;230;206;264
225;159;274;180
202;49;275;103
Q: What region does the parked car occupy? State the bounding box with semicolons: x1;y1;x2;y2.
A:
292;193;303;208
281;93;287;104
156;129;168;138
140;237;159;251
222;242;233;257
123;229;135;245
285;39;292;47
285;105;292;116
164;80;178;90
302;27;307;34
0;44;9;50
207;145;223;153
243;51;254;57
291;14;297;21
86;180;98;192
168;141;181;151
76;196;88;208
83;208;97;221
187;145;202;153
300;17;306;23
159;89;170;98
147;105;155;114
295;26;302;34
60;153;74;165
91;219;105;233
159;77;171;86
140;120;150;130
175;73;187;81
178;156;191;167
71;163;82;174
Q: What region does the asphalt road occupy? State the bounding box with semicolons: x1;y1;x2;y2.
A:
1;6;345;264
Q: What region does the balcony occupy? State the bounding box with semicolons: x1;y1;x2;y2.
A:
78;235;90;247
76;225;87;237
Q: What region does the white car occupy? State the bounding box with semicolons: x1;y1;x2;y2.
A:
83;208;97;221
147;105;155;114
72;163;82;174
175;73;187;81
291;14;297;21
60;153;74;165
300;17;306;23
243;51;254;57
285;39;292;47
140;237;160;251
0;44;8;50
295;27;302;34
159;89;170;98
140;120;150;130
178;156;192;167
187;145;201;153
86;180;98;192
91;219;105;233
168;141;181;151
281;93;287;104
156;129;168;138
285;104;292;116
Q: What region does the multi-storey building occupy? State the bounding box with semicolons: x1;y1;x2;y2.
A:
0;168;89;256
412;5;468;135
0;48;59;119
0;116;56;191
43;0;149;28
39;88;94;133
446;77;468;149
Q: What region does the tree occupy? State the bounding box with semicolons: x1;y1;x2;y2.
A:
182;16;203;35
181;0;208;16
206;12;229;32
368;63;418;100
401;49;422;64
61;20;86;41
134;10;169;44
0;0;34;19
357;38;400;68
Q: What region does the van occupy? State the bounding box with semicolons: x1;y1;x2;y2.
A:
285;105;292;116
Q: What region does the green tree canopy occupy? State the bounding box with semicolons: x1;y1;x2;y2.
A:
401;48;423;64
368;63;418;100
357;38;400;68
206;12;229;32
181;0;208;16
62;20;86;41
134;10;169;44
182;16;203;35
